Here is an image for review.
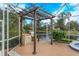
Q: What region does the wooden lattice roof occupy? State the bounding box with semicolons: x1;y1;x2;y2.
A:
19;7;55;20
8;4;55;20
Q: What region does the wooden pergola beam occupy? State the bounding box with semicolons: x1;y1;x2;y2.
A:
20;7;39;16
24;14;55;21
18;7;55;20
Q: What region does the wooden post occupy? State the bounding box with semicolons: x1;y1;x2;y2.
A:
50;19;53;45
20;16;23;46
32;10;37;54
37;20;40;42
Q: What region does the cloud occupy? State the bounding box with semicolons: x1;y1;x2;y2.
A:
70;4;79;23
0;4;5;10
41;19;51;24
18;4;26;9
69;3;78;7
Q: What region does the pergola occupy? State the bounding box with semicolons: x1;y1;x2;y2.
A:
17;5;55;54
1;3;79;56
5;4;55;55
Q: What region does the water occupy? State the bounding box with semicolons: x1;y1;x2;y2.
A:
38;34;51;41
69;34;79;40
77;35;79;40
75;43;79;47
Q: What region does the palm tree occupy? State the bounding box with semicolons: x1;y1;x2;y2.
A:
56;13;66;30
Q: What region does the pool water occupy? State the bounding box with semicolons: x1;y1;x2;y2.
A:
75;43;79;47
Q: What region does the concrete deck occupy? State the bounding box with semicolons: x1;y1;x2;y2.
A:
14;42;79;56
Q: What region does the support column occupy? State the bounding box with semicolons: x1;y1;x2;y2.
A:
32;10;37;54
19;16;21;46
50;19;53;45
37;20;40;42
6;7;9;56
2;4;5;56
46;22;49;40
67;17;70;40
20;16;22;46
32;20;34;32
66;13;71;41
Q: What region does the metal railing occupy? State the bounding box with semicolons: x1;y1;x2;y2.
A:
0;36;19;43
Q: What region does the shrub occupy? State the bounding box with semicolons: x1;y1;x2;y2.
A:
59;38;72;43
51;29;66;41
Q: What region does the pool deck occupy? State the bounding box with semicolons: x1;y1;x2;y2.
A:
14;41;79;56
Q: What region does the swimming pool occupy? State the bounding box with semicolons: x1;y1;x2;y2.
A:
75;43;79;47
69;41;79;51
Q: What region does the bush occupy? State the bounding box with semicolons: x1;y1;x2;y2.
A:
51;29;66;41
59;38;72;43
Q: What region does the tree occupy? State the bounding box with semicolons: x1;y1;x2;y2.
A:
23;19;32;33
66;21;79;31
56;13;66;30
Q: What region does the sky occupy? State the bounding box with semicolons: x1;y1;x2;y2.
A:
17;3;79;24
0;3;79;24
